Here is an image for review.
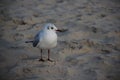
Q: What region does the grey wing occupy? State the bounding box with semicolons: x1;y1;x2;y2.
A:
33;31;42;47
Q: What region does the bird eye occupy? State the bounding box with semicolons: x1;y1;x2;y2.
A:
51;27;53;29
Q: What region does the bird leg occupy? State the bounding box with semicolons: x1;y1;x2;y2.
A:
39;49;45;62
47;49;53;62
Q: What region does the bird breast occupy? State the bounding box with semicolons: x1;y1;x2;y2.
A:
45;31;57;43
39;31;57;49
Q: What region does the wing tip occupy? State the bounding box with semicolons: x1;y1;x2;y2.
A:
33;41;39;47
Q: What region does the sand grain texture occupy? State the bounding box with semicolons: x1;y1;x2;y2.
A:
0;0;120;80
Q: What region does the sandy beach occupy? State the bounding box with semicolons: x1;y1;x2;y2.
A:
0;0;120;80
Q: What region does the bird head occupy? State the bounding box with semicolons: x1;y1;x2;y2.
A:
44;23;63;32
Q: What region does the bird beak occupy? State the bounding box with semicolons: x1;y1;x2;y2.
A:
56;28;68;32
56;29;63;32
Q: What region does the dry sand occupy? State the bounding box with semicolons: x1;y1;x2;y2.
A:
0;0;120;80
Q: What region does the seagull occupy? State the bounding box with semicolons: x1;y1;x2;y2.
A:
25;23;63;62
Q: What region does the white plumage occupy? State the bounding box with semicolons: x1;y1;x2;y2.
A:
26;23;61;62
33;23;58;49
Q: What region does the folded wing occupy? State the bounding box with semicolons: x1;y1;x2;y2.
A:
33;31;42;47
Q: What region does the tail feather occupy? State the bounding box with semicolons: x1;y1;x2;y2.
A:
25;41;33;43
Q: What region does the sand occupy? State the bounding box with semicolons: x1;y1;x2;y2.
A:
0;0;120;80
